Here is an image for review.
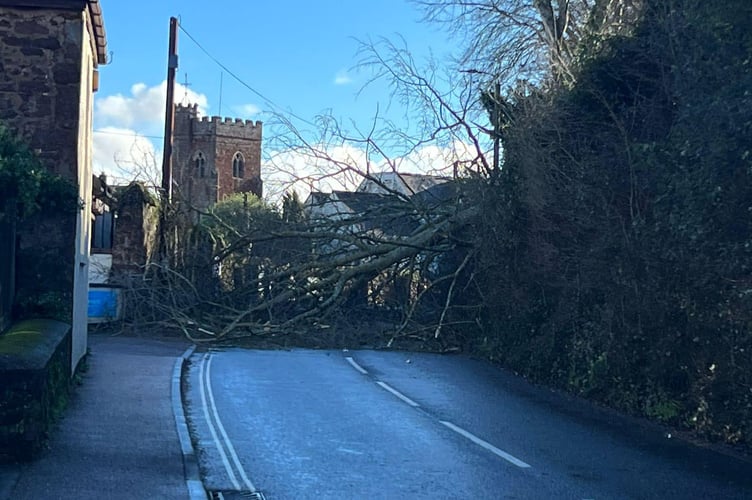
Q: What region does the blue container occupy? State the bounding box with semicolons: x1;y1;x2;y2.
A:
88;288;121;323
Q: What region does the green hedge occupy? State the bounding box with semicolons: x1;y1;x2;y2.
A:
474;0;752;446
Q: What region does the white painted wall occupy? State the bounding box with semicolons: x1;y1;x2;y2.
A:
70;11;95;373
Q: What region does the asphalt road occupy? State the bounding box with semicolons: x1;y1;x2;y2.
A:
183;348;751;499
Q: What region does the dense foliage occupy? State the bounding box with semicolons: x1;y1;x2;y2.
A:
474;0;752;444
0;125;78;219
0;125;79;323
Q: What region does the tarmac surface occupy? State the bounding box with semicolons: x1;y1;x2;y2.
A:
186;347;752;499
0;334;196;500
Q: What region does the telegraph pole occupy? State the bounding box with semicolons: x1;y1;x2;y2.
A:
159;17;178;263
161;16;178;201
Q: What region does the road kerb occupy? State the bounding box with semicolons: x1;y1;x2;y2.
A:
172;345;207;500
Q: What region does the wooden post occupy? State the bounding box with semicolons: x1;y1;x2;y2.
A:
159;17;178;263
161;16;178;201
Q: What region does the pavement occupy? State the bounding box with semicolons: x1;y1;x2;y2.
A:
0;333;204;500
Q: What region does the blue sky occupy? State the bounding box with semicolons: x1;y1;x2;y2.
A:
93;0;468;197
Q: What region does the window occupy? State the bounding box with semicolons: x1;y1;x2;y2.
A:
91;211;114;251
194;151;206;178
232;152;245;178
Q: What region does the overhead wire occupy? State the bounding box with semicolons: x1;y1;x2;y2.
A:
94;129;164;140
177;21;319;129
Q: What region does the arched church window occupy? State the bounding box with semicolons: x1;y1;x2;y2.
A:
194;151;206;178
232;152;245;178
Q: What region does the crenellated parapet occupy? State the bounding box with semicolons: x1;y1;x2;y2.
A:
197;118;261;140
176;102;200;114
175;103;262;140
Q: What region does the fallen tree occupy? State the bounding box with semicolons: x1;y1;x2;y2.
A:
116;1;641;348
140;170;481;347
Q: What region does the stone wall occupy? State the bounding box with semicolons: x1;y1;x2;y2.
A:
0;8;84;177
173;104;216;211
0;8;85;327
0;1;106;372
0;319;72;462
215;121;263;201
111;183;158;275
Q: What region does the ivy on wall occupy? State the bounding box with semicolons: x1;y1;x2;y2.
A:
0;125;78;220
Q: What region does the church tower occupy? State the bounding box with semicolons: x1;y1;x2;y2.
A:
172;103;263;212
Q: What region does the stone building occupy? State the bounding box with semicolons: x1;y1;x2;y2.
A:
172;103;263;213
0;0;107;371
89;181;158;280
109;183;158;274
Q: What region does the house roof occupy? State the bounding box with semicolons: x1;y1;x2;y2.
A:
86;0;107;65
336;191;418;236
331;191;395;215
410;181;459;210
396;173;450;194
356;172;450;196
305;173;459;238
0;0;107;65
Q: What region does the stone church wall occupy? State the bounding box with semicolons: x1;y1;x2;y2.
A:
172;103;263;212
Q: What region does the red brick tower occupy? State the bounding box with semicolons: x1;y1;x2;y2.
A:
172;103;262;211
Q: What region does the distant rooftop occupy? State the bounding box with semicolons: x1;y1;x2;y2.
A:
356;172;450;196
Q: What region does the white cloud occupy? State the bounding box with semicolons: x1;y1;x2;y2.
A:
95;80;209;133
93;127;161;186
263;144;366;202
261;141;478;204
233;103;261;118
92;80;211;186
333;69;353;86
392;141;479;175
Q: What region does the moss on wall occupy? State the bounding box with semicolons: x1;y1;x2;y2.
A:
0;319;71;462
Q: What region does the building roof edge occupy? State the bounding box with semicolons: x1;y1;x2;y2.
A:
0;0;107;64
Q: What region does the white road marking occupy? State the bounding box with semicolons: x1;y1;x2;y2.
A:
440;420;531;468
376;381;420;407
199;353;241;490
345;356;368;374
205;354;257;492
337;447;364;455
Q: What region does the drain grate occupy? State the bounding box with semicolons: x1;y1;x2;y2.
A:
207;491;266;500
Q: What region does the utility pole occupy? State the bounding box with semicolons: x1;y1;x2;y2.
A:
159;17;178;263
161;16;178;201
